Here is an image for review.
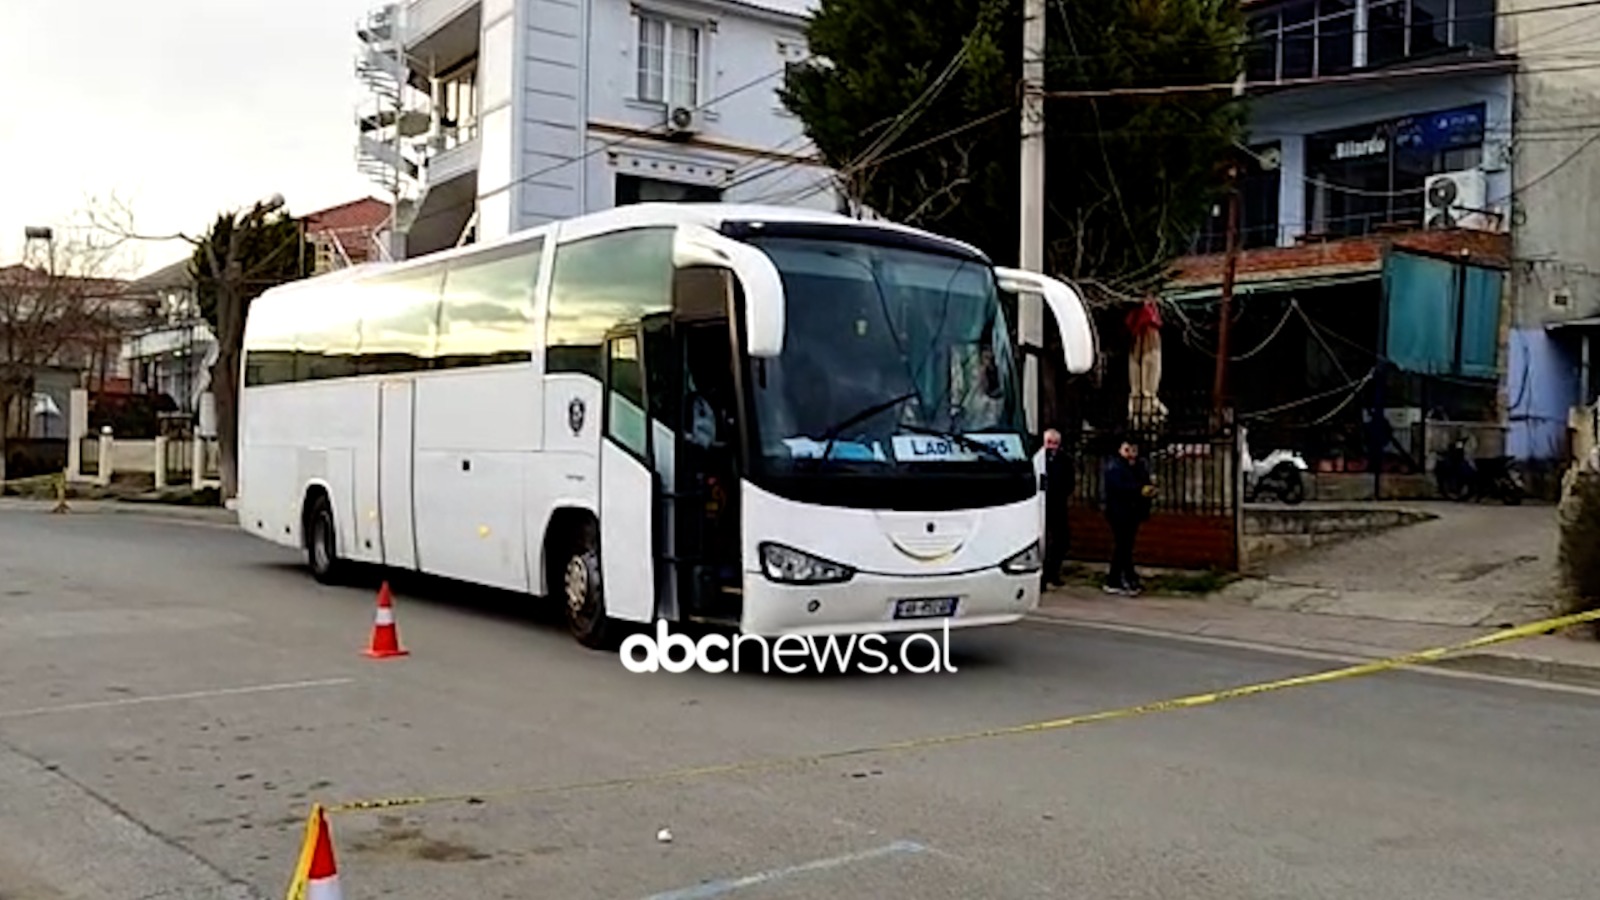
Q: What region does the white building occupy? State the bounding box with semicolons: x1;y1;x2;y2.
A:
356;0;840;259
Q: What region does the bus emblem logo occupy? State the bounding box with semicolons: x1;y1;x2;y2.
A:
569;398;585;434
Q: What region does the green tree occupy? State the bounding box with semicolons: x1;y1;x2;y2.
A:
188;202;311;499
781;0;1245;288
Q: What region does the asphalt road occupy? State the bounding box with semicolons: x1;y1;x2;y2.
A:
3;508;1599;900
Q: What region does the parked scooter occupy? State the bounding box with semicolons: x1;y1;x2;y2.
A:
1241;425;1308;505
1434;438;1525;505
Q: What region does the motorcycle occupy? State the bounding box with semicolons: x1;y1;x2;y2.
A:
1434;439;1525;505
1240;425;1308;505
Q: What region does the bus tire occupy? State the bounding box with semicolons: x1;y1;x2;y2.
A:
305;493;346;585
561;520;616;649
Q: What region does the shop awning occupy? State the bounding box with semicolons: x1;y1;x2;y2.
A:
1545;316;1600;331
1163;269;1381;303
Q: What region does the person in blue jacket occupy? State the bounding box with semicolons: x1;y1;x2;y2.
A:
1102;435;1155;594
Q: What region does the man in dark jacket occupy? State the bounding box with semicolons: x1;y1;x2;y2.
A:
1103;436;1154;594
1040;428;1073;587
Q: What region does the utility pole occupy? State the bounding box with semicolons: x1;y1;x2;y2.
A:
1212;163;1240;423
1019;0;1046;435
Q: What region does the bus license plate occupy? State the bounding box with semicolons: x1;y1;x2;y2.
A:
894;597;958;619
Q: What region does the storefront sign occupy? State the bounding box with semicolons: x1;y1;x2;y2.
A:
1393;103;1486;154
1333;136;1387;160
1312;102;1487;164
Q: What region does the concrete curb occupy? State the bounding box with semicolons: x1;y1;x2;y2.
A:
1431;652;1600;689
0;498;236;526
1028;611;1600;690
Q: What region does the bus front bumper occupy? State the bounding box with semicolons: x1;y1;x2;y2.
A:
739;567;1040;637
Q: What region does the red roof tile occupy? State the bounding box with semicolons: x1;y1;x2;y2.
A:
301;198;391;235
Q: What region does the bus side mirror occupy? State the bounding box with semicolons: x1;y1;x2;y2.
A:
672;223;785;358
993;267;1097;375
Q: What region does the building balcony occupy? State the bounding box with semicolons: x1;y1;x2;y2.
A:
422;125;481;187
1243;0;1509;98
404;0;480;72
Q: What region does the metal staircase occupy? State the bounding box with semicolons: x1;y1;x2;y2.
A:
355;3;428;258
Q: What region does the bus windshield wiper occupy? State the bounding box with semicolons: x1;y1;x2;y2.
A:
897;422;1009;463
811;390;919;464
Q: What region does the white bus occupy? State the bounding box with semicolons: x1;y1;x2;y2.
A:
237;203;1096;648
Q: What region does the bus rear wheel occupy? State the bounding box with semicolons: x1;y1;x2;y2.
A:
305;494;346;585
561;522;617;649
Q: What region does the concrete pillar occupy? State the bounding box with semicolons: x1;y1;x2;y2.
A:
66;389;88;479
96;426;113;487
192;437;204;490
154;436;168;490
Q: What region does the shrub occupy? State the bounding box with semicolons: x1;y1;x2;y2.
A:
1556;469;1600;638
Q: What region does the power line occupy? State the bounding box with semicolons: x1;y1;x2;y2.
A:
739;107;1014;206
1046;57;1600;99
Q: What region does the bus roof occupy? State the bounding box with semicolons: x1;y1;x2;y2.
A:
258;202;990;300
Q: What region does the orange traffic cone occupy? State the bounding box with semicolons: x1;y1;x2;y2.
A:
286;805;342;900
365;582;408;659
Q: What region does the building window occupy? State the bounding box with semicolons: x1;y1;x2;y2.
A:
1248;0;1494;83
637;13;701;106
1246;0;1356;83
437;60;478;149
1304;102;1486;238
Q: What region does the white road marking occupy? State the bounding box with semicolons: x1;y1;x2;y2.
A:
0;677;354;720
639;840;927;899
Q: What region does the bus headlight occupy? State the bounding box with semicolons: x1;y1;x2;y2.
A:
759;542;855;585
1000;541;1042;574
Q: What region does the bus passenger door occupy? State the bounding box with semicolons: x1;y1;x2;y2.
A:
599;328;658;624
378;379;417;570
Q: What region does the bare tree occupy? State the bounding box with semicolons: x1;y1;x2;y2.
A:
91;193;300;500
0;227;126;483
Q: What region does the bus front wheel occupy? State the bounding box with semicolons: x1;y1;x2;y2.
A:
562;522;617;649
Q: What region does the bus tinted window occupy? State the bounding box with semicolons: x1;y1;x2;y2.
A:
298;297;361;381
359;268;445;375
547;228;673;378
243;294;301;387
437;240;541;369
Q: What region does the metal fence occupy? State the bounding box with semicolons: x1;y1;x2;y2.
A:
1060;394;1242;571
1069;425;1239;517
164;437;194;483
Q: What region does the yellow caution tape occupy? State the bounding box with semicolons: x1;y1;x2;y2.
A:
320;605;1600;818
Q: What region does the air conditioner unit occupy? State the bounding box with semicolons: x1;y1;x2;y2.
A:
664;105;700;137
1424;169;1491;231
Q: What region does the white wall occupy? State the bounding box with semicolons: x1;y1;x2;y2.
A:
1246;73;1514;246
403;0;840;243
1504;0;1600;325
515;0;835;229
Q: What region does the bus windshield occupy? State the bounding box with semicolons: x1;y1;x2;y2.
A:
740;235;1027;474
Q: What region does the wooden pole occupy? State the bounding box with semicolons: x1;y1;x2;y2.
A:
1212;164;1241;422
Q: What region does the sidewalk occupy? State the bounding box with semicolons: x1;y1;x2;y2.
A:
0;496;236;526
1232;501;1560;628
1034;587;1600;689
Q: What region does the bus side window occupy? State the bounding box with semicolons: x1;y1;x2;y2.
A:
437;240;541;370
547;228;673;380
